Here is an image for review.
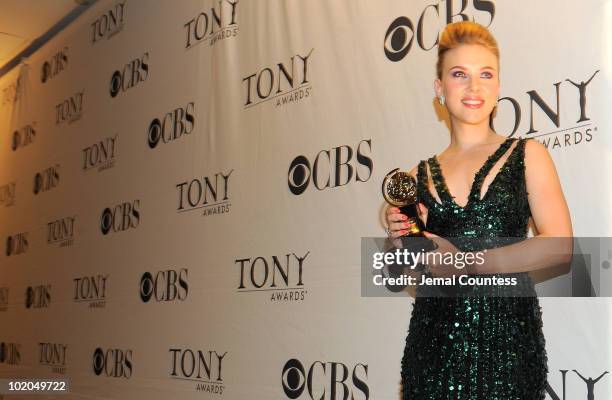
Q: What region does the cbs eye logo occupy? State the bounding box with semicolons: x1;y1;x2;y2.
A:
282;359;305;399
25;287;34;308
12;131;19;151
288;156;310;195
33;173;43;194
5;236;12;257
109;71;122;98
100;208;113;235
41;61;52;83
384;17;415;62
139;272;154;302
147;118;162;148
93;348;104;375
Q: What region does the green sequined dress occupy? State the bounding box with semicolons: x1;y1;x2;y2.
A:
401;137;548;399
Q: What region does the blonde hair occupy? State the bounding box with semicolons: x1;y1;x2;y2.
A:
436;21;499;80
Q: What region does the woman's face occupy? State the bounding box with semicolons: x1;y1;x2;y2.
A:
435;44;500;125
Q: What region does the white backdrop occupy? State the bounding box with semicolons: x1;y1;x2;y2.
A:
0;0;610;399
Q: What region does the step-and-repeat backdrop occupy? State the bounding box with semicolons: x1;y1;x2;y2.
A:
0;0;610;399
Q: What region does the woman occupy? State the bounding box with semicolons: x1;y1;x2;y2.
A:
385;21;573;399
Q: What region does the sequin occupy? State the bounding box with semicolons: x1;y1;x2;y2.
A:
401;138;548;400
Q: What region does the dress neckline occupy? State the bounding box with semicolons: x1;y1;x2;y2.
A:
429;137;516;209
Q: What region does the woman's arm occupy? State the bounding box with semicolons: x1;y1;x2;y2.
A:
467;139;573;275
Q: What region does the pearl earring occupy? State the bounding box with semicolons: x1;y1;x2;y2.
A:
438;95;445;106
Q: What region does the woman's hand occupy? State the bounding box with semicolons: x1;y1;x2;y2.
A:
385;206;412;238
421;231;465;278
385;206;415;248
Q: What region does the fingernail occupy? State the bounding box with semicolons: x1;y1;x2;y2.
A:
402;216;407;220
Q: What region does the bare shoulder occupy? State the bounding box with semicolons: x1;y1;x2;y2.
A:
521;138;572;236
523;138;557;174
524;137;550;158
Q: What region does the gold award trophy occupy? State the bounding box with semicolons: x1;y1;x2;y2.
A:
382;168;436;253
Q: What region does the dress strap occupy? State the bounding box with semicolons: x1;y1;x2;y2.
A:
416;160;432;204
516;138;532;217
426;156;454;203
516;137;528;164
469;137;517;202
416;160;426;185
